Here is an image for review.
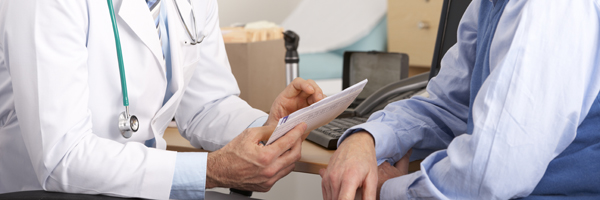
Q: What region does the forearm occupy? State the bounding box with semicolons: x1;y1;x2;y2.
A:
177;95;267;151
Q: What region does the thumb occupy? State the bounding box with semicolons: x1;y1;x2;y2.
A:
250;125;276;142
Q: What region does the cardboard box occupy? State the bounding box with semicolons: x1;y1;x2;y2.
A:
225;39;286;112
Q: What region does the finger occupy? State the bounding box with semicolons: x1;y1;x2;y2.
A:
319;168;327;178
362;170;378;200
306;79;324;104
336;174;361;200
320;169;331;200
269;162;296;185
283;77;314;98
394;149;412;173
266;133;303;173
249;126;277;143
378;161;392;174
322;180;329;200
270;122;306;155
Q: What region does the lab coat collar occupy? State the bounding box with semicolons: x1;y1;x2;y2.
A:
117;0;166;71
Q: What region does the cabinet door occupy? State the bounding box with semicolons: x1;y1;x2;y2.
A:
388;0;443;68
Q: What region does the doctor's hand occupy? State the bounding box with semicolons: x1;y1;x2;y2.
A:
320;131;378;200
205;122;307;192
265;77;324;127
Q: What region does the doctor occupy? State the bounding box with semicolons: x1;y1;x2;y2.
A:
0;0;323;199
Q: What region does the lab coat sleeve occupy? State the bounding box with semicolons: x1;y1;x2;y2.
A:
5;1;176;198
175;0;267;151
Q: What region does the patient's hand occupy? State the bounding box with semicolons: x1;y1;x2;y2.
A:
320;131;378;200
376;149;412;200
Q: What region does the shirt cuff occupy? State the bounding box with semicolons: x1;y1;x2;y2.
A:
339;120;407;165
170;152;207;199
247;116;268;128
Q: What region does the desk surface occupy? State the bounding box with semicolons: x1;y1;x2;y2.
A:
164;127;421;174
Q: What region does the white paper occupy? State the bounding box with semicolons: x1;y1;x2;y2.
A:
266;79;368;145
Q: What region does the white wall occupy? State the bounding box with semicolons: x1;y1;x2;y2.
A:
217;0;303;27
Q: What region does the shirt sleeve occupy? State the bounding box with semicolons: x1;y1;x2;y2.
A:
338;0;480;165
380;0;600;199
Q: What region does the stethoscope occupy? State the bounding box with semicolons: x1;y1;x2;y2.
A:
106;0;203;138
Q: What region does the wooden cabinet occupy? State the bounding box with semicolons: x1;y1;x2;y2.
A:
388;0;443;74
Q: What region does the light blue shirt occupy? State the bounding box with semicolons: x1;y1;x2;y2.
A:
339;0;600;199
145;1;268;199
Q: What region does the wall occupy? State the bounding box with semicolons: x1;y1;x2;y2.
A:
217;0;303;27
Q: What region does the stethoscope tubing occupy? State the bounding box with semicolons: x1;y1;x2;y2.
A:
106;0;201;138
107;0;130;107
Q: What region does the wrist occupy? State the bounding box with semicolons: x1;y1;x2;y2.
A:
343;131;375;147
206;152;222;189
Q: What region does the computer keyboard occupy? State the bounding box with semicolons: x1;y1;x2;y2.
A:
307;88;428;150
306;117;368;150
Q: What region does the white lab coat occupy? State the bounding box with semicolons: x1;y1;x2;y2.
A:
0;0;266;198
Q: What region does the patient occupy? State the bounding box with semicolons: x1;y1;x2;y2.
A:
320;0;600;199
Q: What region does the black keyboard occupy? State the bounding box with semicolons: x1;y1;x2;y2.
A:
307;87;427;150
306;117;368;150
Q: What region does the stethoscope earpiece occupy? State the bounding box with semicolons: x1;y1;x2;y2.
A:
118;110;139;139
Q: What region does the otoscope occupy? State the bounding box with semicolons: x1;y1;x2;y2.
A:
283;30;300;85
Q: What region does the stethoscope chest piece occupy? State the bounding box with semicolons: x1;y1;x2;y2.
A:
118;111;139;139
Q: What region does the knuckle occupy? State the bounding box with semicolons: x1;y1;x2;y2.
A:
329;172;340;182
260;168;277;178
257;153;272;165
293;151;302;161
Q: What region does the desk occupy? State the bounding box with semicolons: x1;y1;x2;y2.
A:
164;127;421;174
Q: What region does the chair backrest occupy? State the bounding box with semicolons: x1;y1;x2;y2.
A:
429;0;472;79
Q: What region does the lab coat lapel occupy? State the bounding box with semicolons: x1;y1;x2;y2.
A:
149;0;197;149
117;0;166;71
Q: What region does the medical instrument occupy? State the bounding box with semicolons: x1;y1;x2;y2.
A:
283;30;300;85
172;0;205;45
106;0;204;138
107;0;139;138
